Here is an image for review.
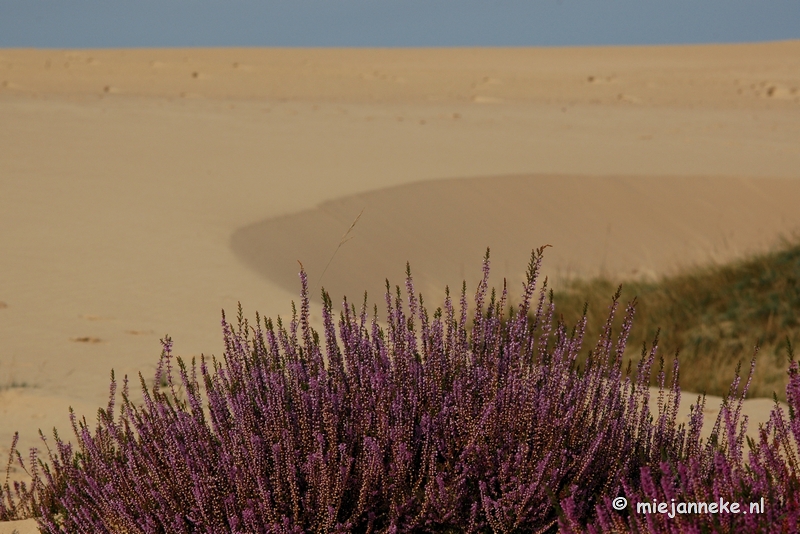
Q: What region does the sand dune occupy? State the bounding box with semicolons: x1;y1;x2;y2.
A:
1;43;800;527
232;174;800;309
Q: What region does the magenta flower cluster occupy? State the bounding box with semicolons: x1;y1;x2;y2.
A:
3;248;799;532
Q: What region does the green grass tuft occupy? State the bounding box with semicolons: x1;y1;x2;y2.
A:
552;239;800;400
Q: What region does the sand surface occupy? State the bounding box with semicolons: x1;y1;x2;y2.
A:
1;42;800;527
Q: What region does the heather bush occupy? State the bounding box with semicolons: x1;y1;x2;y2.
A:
2;248;798;532
561;341;800;534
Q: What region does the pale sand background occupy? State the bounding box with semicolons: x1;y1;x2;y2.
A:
1;42;800;530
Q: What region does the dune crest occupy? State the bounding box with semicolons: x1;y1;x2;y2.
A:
231;174;800;307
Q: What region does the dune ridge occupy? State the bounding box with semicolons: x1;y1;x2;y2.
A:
1;43;799;107
232;173;800;309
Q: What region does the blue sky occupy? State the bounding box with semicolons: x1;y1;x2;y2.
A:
1;1;798;48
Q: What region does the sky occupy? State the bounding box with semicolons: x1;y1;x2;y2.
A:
0;0;798;49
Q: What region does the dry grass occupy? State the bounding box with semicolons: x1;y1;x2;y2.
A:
551;239;800;400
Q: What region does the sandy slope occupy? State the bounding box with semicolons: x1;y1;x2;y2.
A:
1;43;799;527
0;518;38;534
232;174;800;310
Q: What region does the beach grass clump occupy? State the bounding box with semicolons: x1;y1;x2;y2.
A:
552;240;800;400
2;248;800;532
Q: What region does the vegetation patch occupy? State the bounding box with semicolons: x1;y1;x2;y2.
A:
2;248;799;532
553;240;800;400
